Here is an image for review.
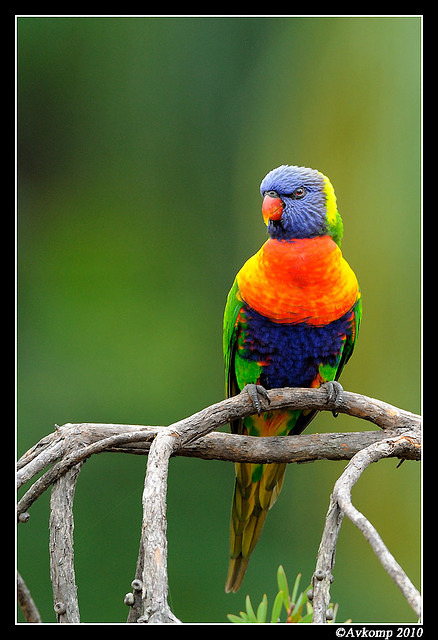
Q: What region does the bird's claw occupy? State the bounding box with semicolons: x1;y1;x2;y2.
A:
322;380;344;417
242;383;270;416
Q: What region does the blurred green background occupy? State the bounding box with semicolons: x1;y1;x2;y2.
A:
17;16;421;623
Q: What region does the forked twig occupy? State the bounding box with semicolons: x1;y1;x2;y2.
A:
16;386;421;623
311;434;422;623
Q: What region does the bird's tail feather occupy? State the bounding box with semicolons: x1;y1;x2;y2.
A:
225;461;287;593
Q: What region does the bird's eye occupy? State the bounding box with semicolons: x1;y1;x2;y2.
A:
292;187;306;199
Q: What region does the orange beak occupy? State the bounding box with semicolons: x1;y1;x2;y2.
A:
262;194;284;225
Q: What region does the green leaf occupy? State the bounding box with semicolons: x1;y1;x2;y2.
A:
294;589;306;611
290;572;302;605
270;590;285;623
245;595;258;622
227;566;345;624
276;565;290;610
227;614;247;623
290;583;313;622
256;594;268;622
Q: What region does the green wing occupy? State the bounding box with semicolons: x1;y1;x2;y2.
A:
334;295;362;381
223;278;265;412
223;278;245;413
223;279;264;435
223;279;241;396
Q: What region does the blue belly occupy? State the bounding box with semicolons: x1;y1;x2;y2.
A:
239;303;354;389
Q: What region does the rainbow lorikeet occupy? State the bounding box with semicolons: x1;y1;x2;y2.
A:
223;164;361;593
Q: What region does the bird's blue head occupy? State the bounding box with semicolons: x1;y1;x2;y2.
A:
259;164;343;245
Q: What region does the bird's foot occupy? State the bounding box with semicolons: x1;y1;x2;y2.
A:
242;383;271;416
322;380;344;417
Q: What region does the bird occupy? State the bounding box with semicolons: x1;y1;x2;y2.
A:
223;164;362;593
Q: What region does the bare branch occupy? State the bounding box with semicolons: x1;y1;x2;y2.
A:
17;429;157;517
312;433;422;623
137;431;182;623
162;385;421;438
17;437;64;488
17;426;420;523
130;388;420;624
17;572;41;623
17;386;421;498
16;386;421;624
49;463;82;623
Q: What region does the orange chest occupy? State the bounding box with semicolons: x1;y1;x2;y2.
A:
236;236;359;326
